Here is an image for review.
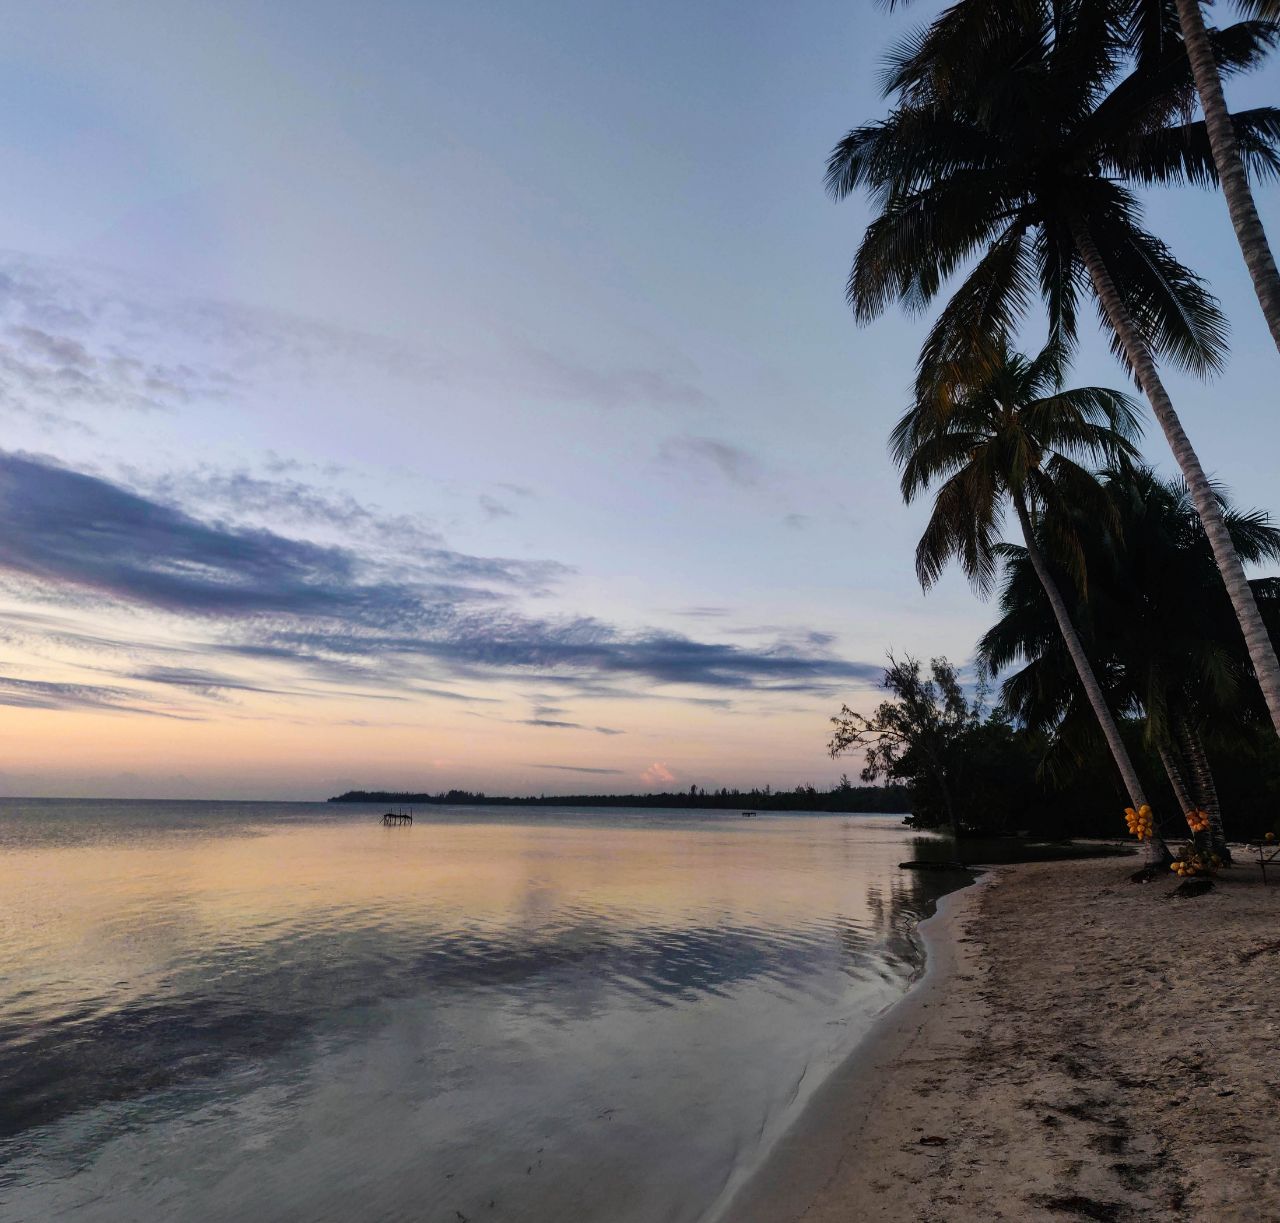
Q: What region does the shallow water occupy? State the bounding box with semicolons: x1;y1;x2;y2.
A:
0;800;966;1222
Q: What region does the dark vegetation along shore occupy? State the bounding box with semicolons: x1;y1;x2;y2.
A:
329;783;912;813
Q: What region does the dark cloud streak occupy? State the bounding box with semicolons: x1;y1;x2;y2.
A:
0;452;877;709
0;674;197;718
531;764;624;775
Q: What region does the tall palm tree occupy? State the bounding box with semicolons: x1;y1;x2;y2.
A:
829;0;1280;739
881;0;1280;349
894;340;1169;859
1127;0;1280;357
981;464;1280;854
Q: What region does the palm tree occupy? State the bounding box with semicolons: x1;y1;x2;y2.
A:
894;340;1169;859
1128;0;1280;357
881;0;1280;349
981;463;1280;855
829;0;1280;739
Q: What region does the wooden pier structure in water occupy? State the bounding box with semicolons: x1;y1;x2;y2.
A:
381;808;413;826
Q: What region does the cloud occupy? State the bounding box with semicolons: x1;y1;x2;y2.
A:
0;674;194;718
640;761;676;786
783;513;809;530
520;348;711;411
0;451;562;622
0;451;877;709
128;665;295;698
0;308;232;422
135;466;448;554
414;686;500;704
531;764;624;775
10;326;93;368
519;717;624;735
671;606;732;619
0;252;433;408
0;254;713;438
657;435;760;486
237;619;877;694
478;494;516;520
139;466;571;593
719;626;840;649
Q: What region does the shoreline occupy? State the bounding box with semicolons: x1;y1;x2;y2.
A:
714;870;991;1223
722;855;1280;1221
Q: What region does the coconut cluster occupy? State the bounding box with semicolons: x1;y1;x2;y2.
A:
1123;804;1155;840
1185;808;1210;834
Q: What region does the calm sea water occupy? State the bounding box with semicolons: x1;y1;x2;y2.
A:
0;800;965;1223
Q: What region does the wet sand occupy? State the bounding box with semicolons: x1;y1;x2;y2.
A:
725;855;1280;1222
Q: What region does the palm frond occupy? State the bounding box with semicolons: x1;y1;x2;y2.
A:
1223;505;1280;564
914;464;1004;595
1116;107;1280;187
880;0;1049;105
1087;191;1229;375
1033;222;1087;373
1237;0;1280;18
1026;385;1144;449
1085;18;1279;146
912;219;1035;394
848;172;1020;322
826;109;997;202
895;427;990;502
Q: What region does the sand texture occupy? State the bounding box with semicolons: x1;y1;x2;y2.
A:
727;855;1280;1222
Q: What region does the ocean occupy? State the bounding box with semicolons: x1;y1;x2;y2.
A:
0;800;966;1222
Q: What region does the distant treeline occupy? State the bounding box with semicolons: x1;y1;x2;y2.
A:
329;782;912;813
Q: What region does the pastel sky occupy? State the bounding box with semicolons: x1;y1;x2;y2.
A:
0;1;1277;799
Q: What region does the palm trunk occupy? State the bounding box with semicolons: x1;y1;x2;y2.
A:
1157;739;1195;817
1177;715;1230;861
1174;0;1280;356
1070;216;1280;742
1013;495;1167;862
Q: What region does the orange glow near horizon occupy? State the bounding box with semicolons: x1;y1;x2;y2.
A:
0;675;878;800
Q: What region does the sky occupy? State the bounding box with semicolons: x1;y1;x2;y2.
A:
0;0;1277;800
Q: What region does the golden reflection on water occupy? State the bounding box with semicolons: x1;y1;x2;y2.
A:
2;817;925;1005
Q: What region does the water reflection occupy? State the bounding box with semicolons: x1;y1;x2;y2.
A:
0;802;966;1223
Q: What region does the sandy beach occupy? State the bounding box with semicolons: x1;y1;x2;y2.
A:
727;855;1280;1222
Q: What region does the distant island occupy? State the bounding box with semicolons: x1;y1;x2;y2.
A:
328;782;911;813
